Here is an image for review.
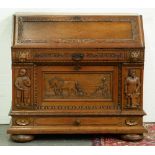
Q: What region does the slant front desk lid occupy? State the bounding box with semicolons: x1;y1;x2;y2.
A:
13;14;144;48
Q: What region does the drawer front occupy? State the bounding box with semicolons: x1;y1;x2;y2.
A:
34;65;119;114
12;48;144;63
12;116;143;127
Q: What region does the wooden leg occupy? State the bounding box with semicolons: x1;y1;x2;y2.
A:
11;134;34;142
120;134;143;141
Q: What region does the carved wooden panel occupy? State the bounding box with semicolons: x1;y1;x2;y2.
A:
14;15;144;48
12;65;34;110
122;65;143;110
12;48;144;63
43;73;112;100
34;66;119;114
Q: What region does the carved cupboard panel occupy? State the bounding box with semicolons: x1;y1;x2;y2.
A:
12;65;34;110
34;66;119;114
122;65;143;110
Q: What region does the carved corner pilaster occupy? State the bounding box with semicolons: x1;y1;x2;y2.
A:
123;67;142;110
13;66;33;110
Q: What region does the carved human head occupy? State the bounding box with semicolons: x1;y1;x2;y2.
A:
19;68;27;76
128;69;136;78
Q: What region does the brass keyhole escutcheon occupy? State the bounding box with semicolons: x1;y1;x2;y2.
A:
72;53;84;62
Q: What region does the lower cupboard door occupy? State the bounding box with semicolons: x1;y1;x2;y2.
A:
34;65;119;115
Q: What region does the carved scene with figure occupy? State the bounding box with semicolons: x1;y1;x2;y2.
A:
43;73;112;100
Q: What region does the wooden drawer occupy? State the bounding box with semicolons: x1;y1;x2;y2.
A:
12;116;143;127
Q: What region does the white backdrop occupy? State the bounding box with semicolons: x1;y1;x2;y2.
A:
0;8;155;124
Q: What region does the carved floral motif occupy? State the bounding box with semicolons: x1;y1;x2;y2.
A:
129;50;141;61
15;118;30;126
125;119;138;126
17;51;31;62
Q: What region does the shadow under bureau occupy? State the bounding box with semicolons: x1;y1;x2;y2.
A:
7;14;147;142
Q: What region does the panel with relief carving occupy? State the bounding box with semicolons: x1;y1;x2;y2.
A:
122;66;143;110
43;73;112;100
34;66;119;114
12;65;34;110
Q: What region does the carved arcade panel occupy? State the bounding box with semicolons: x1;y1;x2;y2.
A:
12;65;33;109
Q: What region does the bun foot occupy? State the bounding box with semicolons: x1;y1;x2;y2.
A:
11;134;34;142
120;134;143;141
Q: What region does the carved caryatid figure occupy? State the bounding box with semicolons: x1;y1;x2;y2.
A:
125;69;141;108
15;68;31;106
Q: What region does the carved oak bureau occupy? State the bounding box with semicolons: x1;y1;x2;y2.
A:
7;14;147;142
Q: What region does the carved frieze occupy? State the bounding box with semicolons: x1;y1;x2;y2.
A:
12;49;144;63
33;105;119;111
44;74;112;100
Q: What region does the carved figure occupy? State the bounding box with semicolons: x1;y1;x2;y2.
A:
125;69;141;108
15;69;31;106
92;77;109;97
73;81;85;96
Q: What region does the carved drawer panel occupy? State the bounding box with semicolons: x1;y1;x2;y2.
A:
12;48;144;63
34;117;124;126
12;116;143;127
34;66;119;114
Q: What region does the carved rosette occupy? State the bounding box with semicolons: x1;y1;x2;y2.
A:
17;50;31;62
15;118;30;126
128;50;143;62
125;119;138;126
